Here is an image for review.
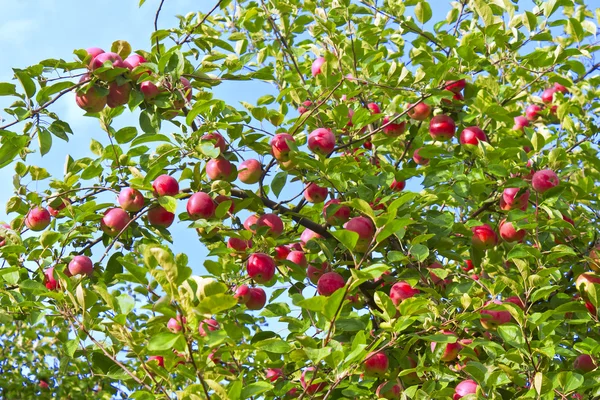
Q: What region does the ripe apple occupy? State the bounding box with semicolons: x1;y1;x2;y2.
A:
480;300;511;330
499;219;526;242
317;272;345;296
298;100;312;114
471;224;498;250
526;104;542;121
589;246;600;272
75;75;107;113
412;148;429;165
505;296;525;310
532;169;559;193
201;132;228;154
428;262;451;286
382;116;407;136
206;157;233;181
44;267;58;291
91;52;126;80
86;47;104;64
147;205;175;228
286;251;307;268
301;367;326;395
308;128;336;156
407;102;431;120
234;284;251;304
238;159;262;184
25;207;51;231
68;255;94;277
47;198;69;217
311;57;325;77
140;81;160;99
459;126;487;146
304;183;328;203
573;354;596;373
198;319;219;336
228;237;252;252
390;179;405;191
243;214;259;232
463;260;474;272
500;187;529;211
118;188;144;212
106;81;132;108
368;102;381;114
39;379;50;390
376;381;402;399
148;355;165;368
513;116;530;131
575;273;600;299
343;216;375;252
323;199;350;225
431;330;462;362
429;114;456;141
152;174;179;197
271;133;295;162
390;281;420;305
307;262;330;284
123;54;148;80
187;192;216;220
266;368;284;382
246;287;267;310
454;379;478;400
364;352;389;376
256;213;284;237
301;229;323;247
446;79;466;93
541;87;557;104
172;77;192;108
167;316;184;333
274;245;291;260
247;253;276;283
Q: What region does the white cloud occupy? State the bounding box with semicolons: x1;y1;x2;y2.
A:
0;19;37;44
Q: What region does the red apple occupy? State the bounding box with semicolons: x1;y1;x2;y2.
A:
75;75;107;113
301;229;322;247
286;251;307;268
301;367;326;394
206;157;233;181
266;368;284;382
271;133;295;162
459;126;487;146
274;245;291;260
344;216;375;252
390;179;405;191
307;262;330;284
140;81;160;99
589;246;600;272
228;237;252;252
86;47;104;64
526;104;542;121
47;198;69;217
412;148;429;165
167;316;186;333
68;255;94;277
91;52;126;80
446;79;466;93
541;87;557;104
39;379;50;390
499;219;526;242
187;192;216;220
576;273;600;299
364;352;389;377
501;187;529;211
311;57;325;77
407;102;431;120
246;287;267;310
238;159;262;184
463;260;474;272
247;253;276;283
298;100;312;114
234;284;251;304
368;102;381;114
201;132;228;154
454;379;478;400
382;116;407;136
123;54;148;80
304;183;328;203
390;281;420;305
429;114;456;141
428;262;451;286
505;296;526;310
198;319;219;336
106;81;132;108
573;354;596;373
244;214;259;232
323;199;351;225
480;300;511;330
148;355;165;368
513;116;530;131
172;77;192;108
118;188;144;212
376;381;401;399
44;267;58;291
532;169;559;193
308;128;335;156
25;207;51;231
431;330;461;362
256;213;284;237
147;205;175;228
152;174;179;197
471;224;498;250
317;272;345;296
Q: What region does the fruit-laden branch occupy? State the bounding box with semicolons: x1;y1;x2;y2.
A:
230;188;331;239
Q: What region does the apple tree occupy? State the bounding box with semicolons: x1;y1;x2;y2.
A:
0;0;600;398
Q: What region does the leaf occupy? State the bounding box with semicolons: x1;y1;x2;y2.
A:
114;127;138;144
409;244;429;262
296;295;327;312
0;83;16;96
197;293;238;314
13;69;36;98
38;127;52;156
271;171;287;198
111;40;132;59
415;1;432;24
255;338;291;354
331;229;359;251
40;231;61;248
157;196;177;213
241;381;273;399
472;0;494;26
497;324;524;348
347;198;374;219
147;332;181;352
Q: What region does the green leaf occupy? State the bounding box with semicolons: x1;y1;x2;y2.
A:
40;231;61;248
241;381;273;399
147;332;181;352
472;0;494;26
38;127;52;156
331;229;359;251
114;127;138;144
157;196;177;213
415;1;432;24
271;171;287;198
13;69;36;98
255;338;291;354
296;295;327;313
0;83;16;96
347;198;375;219
497;324;524;348
197;293;238;314
409;244;429;262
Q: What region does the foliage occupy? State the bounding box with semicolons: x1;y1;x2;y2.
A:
0;0;600;399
